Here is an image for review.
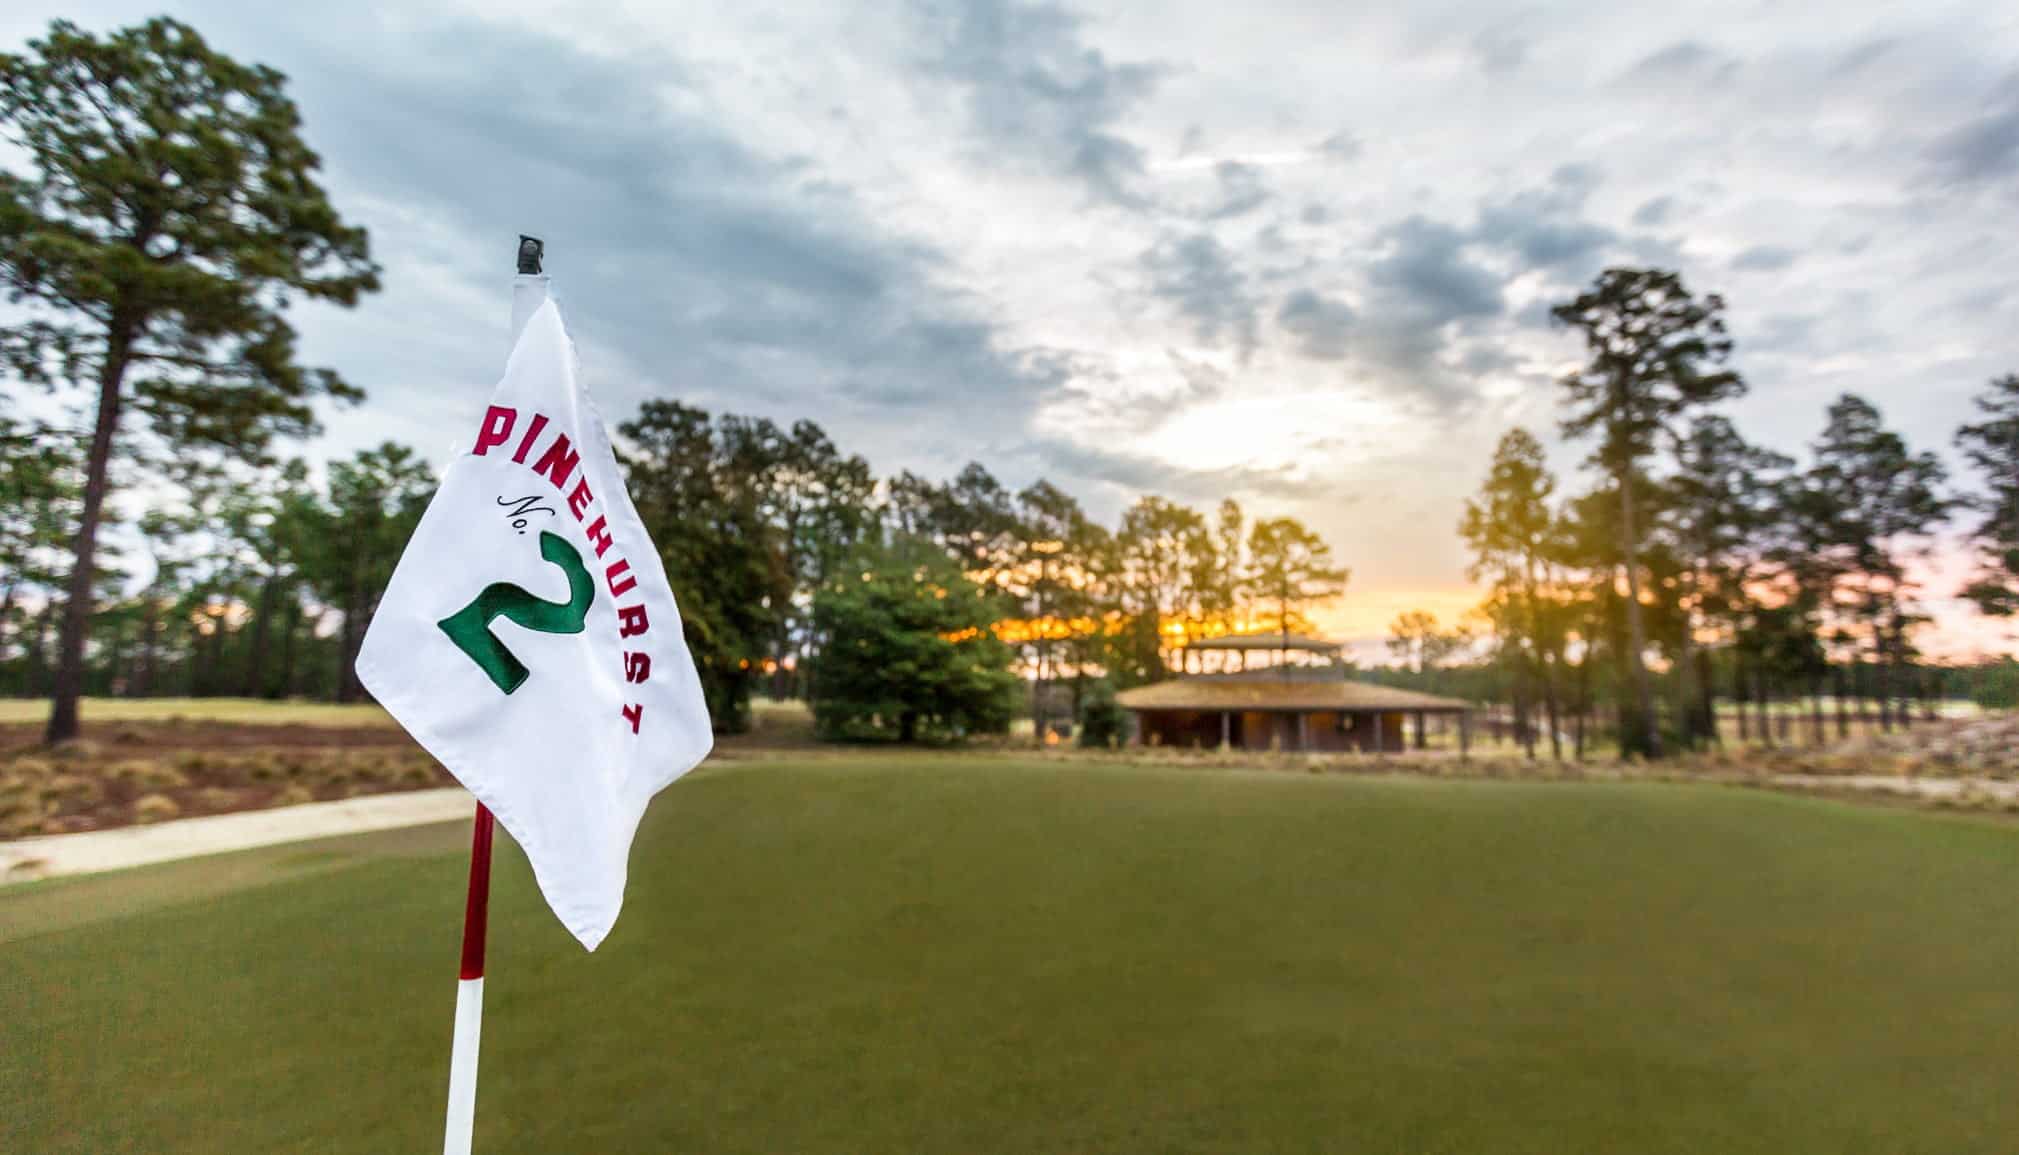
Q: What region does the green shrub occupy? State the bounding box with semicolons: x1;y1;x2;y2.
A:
1076;679;1129;749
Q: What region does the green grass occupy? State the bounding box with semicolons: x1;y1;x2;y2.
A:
0;696;395;727
7;758;2019;1153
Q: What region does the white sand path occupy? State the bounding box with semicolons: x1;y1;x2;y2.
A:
0;787;474;885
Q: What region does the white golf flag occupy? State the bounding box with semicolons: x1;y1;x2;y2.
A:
357;297;712;950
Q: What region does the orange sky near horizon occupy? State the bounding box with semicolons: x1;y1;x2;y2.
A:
1311;543;2019;668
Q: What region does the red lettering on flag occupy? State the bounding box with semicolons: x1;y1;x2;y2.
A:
617;604;650;638
621;703;643;733
606;559;638;599
584;516;614;558
474;406;517;456
511;413;549;464
567;479;593;520
533;434;580;490
624;652;651;683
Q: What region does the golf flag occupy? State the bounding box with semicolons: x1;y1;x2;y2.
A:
357;295;712;950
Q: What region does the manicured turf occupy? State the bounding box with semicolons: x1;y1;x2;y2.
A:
7;758;2019;1153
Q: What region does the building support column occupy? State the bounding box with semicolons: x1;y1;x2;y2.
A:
1458;712;1471;762
1220;710;1231;749
1414;711;1426;751
1296;712;1309;751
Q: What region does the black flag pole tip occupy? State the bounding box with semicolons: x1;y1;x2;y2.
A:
517;234;545;275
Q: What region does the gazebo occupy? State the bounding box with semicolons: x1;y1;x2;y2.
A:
1116;634;1472;753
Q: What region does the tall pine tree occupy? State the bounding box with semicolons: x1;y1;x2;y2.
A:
1;18;378;740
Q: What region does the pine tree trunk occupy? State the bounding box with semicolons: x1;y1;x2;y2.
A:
203;601;229;697
1894;616;1914;730
1834;664;1851;738
46;326;133;743
1809;677;1826;746
337;595;368;704
1694;647;1718;747
135;598;158;698
1541;651;1563;761
242;576;279;697
0;582;13;692
1734;654;1750;743
1574;653;1590;761
0;582;14;694
27;599;54;697
1875;636;1893;732
104;626;123;697
1754;670;1773;748
1616;477;1662;757
1676;615;1702;750
278;597;302;699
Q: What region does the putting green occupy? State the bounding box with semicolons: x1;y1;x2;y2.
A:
6;758;2019;1153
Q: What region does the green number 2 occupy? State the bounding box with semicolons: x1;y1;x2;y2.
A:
437;531;596;694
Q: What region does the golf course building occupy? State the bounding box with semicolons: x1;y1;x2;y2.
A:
1115;633;1472;753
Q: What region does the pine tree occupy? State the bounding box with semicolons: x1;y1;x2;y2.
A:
1460;428;1566;759
1551;268;1743;756
1;18;378;740
1954;373;2019;616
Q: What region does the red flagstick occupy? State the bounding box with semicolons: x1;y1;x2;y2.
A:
442;237;545;1155
444;804;494;1155
460;805;495;980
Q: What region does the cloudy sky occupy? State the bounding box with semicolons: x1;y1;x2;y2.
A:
8;0;2018;656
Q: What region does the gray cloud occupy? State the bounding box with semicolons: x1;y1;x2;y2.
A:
1316;131;1362;162
1201;160;1272;220
140;2;1067;474
1628;39;1741;85
1370;217;1503;322
1141;232;1259;355
1471;28;1527;75
1928;72;2019;186
1631;195;1677;227
1473;171;1617;275
1030;433;1334;502
1276;288;1355;360
1731;244;1800;272
918;0;1162;207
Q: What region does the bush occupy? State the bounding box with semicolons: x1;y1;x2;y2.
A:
273;784;317;808
193;787;243;812
0;790;45;838
44;774;105;808
398;759;442;787
132;793;182;824
1077;680;1128;749
809;537;1021;743
108;760;188;790
47;738;103;762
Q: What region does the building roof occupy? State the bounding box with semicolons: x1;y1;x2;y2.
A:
1182;632;1341;653
1116;678;1471;713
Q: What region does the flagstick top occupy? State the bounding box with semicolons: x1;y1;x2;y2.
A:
517;235;544;275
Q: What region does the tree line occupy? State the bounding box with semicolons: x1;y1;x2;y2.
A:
7;17;2016;756
1;17;1357;744
1420;265;2019;757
